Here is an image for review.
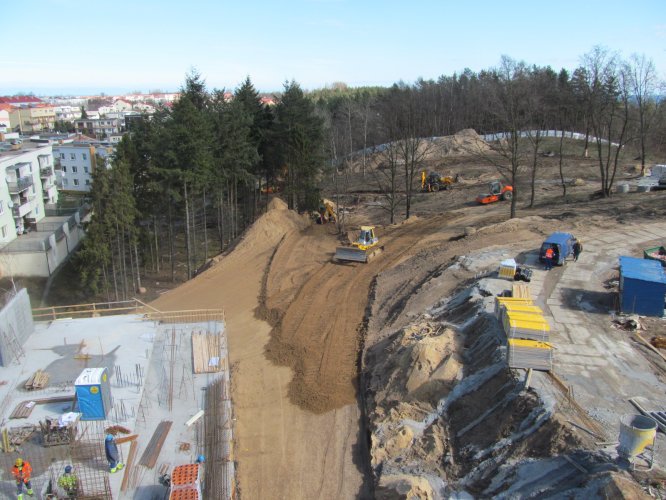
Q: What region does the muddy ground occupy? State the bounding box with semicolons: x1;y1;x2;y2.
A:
149;132;666;499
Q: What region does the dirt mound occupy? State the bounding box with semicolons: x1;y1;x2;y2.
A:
363;257;597;497
235;199;309;253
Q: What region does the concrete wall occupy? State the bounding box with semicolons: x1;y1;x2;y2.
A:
0;288;34;366
0;217;85;277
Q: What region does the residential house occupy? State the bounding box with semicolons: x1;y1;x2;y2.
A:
74;117;121;139
54;105;81;122
0;105;11;133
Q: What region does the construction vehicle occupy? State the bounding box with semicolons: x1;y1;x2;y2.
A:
476;180;513;204
422;172;457;192
334;226;382;263
316;201;336;224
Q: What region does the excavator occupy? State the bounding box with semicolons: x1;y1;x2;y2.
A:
476;180;513;204
422;171;457;192
315;201;337;224
334;226;383;263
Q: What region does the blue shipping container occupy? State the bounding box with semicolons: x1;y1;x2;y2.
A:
75;367;112;420
619;256;666;317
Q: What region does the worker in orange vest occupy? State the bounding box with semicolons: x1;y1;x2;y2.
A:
544;246;555;271
11;458;34;499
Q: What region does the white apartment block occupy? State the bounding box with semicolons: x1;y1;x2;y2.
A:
0;141;85;277
53;144;97;192
0;143;50;242
54;105;81;122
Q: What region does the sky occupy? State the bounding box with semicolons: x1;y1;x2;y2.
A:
2;0;665;96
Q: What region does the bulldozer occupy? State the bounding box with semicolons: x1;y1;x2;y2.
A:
476;180;513;204
334;226;383;263
422;171;457;192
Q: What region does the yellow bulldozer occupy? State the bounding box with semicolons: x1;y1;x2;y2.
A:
334;226;382;263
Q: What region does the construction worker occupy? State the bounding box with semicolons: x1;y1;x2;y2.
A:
544;246;555;271
105;434;124;473
421;170;426;191
57;465;78;498
11;458;33;499
573;239;583;262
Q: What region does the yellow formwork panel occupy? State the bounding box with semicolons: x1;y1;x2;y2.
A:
508;338;554;349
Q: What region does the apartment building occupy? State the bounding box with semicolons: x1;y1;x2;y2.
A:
0;139;85;277
8;104;56;133
54;105;81;122
74;117;121;138
53;143;97;192
0;142;50;241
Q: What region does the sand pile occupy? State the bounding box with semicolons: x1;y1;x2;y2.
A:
423;129;492;158
235;197;309;253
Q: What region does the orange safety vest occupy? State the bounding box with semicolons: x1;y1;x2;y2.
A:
12;462;32;482
545;248;554;259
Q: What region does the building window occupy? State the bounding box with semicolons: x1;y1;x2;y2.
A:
74;179;79;186
60;153;65;159
63;179;68;186
70;153;75;160
82;153;87;160
0;201;3;214
62;166;67;173
84;167;89;174
72;166;78;173
85;179;90;185
35;205;39;215
1;225;6;239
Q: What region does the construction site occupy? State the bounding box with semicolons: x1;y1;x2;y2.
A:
0;293;232;499
2;130;666;498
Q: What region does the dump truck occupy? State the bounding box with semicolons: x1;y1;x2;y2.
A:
476;180;513;204
334;226;382;263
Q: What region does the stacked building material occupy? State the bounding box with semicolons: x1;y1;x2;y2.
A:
512;283;532;299
494;297;533;317
169;463;202;500
507;339;553;371
502;311;551;342
498;259;517;279
496;296;554;371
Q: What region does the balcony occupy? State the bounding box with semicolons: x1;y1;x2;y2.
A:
12;200;33;218
7;176;34;194
41;166;53;176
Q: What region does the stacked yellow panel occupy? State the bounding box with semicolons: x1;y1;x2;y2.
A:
507;338;553;371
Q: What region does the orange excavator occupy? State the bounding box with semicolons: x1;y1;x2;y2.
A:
476;180;513;204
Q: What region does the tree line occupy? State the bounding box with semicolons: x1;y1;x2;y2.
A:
77;73;325;300
76;47;665;299
314;47;664;219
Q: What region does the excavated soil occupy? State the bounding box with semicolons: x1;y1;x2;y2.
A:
148;133;666;498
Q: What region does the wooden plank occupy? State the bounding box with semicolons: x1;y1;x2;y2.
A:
138;421;172;468
115;434;138;445
121;439;138;492
192;332;221;374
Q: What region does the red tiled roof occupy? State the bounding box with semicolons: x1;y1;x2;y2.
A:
0;96;43;104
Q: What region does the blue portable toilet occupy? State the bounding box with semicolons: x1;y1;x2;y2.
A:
75;367;112;420
619;256;666;317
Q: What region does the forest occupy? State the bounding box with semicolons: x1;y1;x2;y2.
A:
76;46;666;301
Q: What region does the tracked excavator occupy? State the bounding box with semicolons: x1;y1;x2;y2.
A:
334;226;383;263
